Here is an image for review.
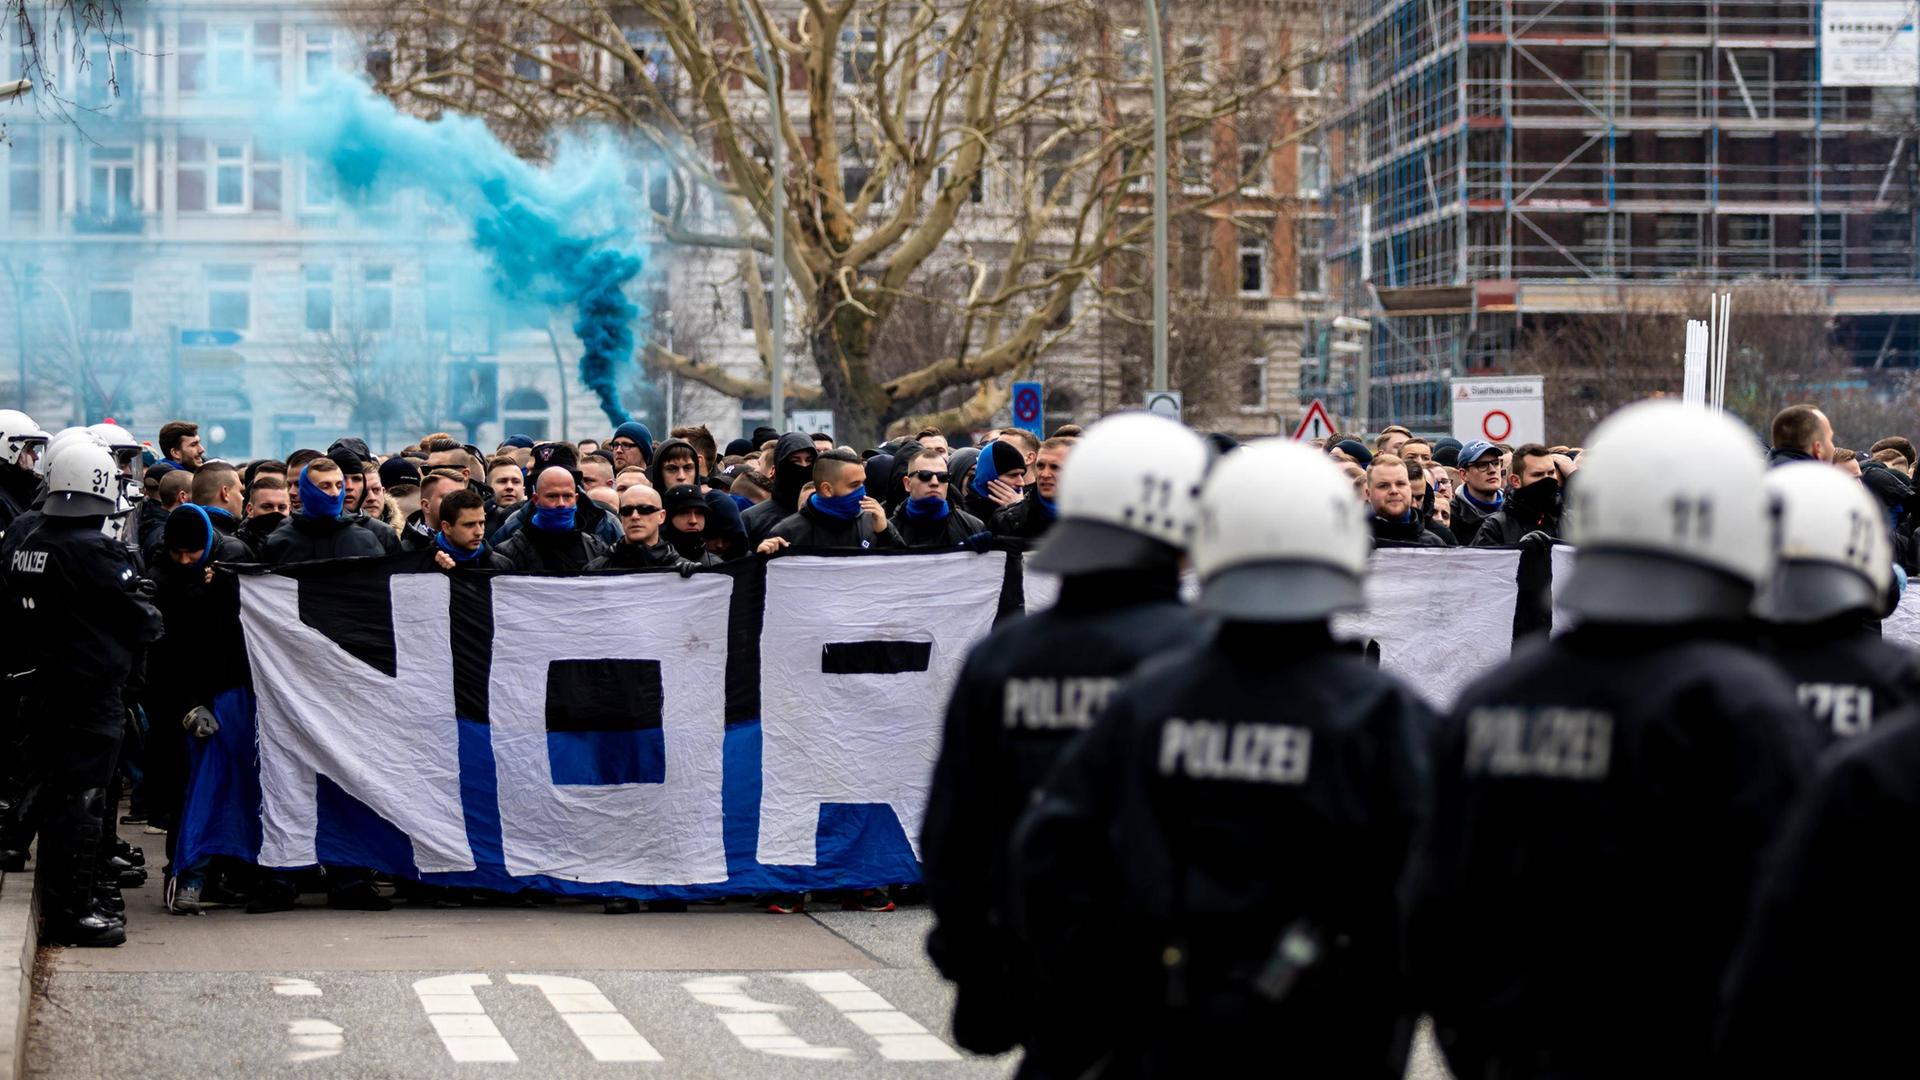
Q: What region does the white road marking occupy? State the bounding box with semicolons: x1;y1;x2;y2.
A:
682;975;852;1061
413;973;518;1063
506;973;662;1063
786;971;961;1061
271;977;323;997
285;1018;343;1062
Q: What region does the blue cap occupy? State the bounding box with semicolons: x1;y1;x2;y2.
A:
500;434;536;449
1458;439;1501;466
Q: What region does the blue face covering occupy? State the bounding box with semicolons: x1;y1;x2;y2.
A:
531;503;576;533
731;494;754;513
205;505;237;523
1035;493;1059;520
904;495;950;521
810;485;866;521
181;503;215;567
434;530;486;563
298;469;345;521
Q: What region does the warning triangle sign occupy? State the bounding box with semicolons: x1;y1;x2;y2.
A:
1292;399;1336;441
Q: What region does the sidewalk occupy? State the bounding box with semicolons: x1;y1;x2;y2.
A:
0;861;36;1080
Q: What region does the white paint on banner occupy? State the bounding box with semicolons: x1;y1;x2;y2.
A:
284;1018;343;1062
683;975;852;1060
785;971;960;1062
757;551;1006;866
413;974;517;1063
1022;565;1061;614
241;574;474;873
1334;547;1521;708
507;974;662;1063
489;574;734;884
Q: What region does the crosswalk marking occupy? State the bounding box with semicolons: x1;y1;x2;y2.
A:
271;977;323;997
683;975;853;1061
285;1018;344;1062
784;971;961;1061
413;974;518;1063
507;973;662;1063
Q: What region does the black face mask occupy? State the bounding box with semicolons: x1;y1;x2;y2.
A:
773;458;811;510
1511;475;1560;519
249;510;288;534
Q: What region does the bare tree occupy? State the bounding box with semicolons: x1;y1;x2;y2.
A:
353;0;1315;441
285;321;445;449
3;0;129;133
1105;288;1266;426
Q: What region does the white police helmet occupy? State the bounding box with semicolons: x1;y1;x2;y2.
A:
1562;400;1771;624
0;410;49;469
43;441;119;517
1192;438;1370;620
1759;461;1895;622
1028;411;1211;574
37;426;106;479
87;422;141;467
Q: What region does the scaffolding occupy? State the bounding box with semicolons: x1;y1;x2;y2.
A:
1311;0;1920;430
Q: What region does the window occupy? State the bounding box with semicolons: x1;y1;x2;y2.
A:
1238;36;1264;84
365;33;394;83
88;275;133;332
84;144;136;222
177;137;208;212
1240;145;1268;191
1119;28;1146;79
1816;213;1845;274
1239;231;1268;295
1871;212;1910;272
183;22;280;93
840;27;878;86
510;33;541;82
1297;59;1323;92
207;265;251;331
623;29;673;89
304;265;334;332
1654;213;1700;267
842;164;875;203
1179;35;1206;84
1179;133;1209;189
1041;144;1073;202
1726;52;1773;120
6;137;39;213
214;142;248;209
362;265;393;330
78;31;137;107
1298;230;1326;294
253;147;282;212
1581;50;1628;114
1298;143;1326;197
253;22;282;89
1240;358;1267;408
503;388;550;441
1654;52;1701;116
740;280;773;330
1725;214;1772;270
1179;220;1209;291
177;21;206;91
302;28;335;89
1036;31;1070;77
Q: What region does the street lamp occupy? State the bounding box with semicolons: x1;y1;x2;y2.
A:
740;17;786;432
0;79;28;101
1143;0;1169;394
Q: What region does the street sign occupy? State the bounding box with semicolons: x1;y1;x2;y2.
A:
1292;399;1336;441
179;329;243;347
1145;390;1182;421
1452;375;1545;446
1010;380;1044;437
789;410;835;438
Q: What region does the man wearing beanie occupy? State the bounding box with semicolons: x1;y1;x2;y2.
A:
608;421;653;473
757;448;900;552
741;432;819;545
961;439;1026;523
989;437;1070;540
658;484;721;564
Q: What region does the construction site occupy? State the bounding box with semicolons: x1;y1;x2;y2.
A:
1311;0;1920;431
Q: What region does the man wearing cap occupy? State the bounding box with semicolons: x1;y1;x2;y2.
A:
1449;439;1506;546
608;421;653;473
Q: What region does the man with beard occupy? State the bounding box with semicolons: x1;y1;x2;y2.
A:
741;432;817;546
1368;454;1453;547
1470;444;1567;546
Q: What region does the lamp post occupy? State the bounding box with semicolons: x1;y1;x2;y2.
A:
1143;0;1169;394
741;16;786;432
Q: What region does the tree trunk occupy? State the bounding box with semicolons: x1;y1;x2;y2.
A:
809;284;887;445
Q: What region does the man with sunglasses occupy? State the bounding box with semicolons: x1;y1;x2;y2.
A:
1449;439;1506;546
587;483;705;574
896;448;984;548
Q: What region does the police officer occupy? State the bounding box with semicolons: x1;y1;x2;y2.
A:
921;412;1211;1078
1008;439;1434;1078
1755;461;1920;741
1410;400;1819;1077
0;410;49;528
0;410;47;873
3;441;162;946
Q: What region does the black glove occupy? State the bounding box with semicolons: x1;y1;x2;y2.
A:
962;530;994;553
133;576;159;600
673;557;700;578
1519;530;1554;554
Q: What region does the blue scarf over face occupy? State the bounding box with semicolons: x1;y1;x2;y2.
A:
298;470;345;520
904;495;950;521
531;503;576;533
731;494;754;514
434;531;486;563
1035;493;1059;520
810;485;865;521
971;442;1008;499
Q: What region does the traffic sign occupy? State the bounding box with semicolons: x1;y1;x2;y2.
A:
179;329;243;347
1010;380;1044;436
1145;390;1182;421
1452;375;1545;446
1292;399;1336;441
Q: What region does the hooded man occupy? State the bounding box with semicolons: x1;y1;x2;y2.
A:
259;458;392;564
493;466;610;571
961;440;1026;523
659;484;721;564
989;437;1069;540
648;437;703;494
741;432;818;545
701;490;749;561
758;448;901;552
896;447;984;548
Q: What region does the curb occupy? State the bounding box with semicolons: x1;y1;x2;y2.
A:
0;864;36;1080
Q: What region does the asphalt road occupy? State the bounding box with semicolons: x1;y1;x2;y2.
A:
26;857;1451;1078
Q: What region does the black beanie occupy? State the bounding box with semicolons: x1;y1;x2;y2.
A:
724;438;754;458
663;483;706;518
327;448;364;478
533;442;578;474
751;426;778;449
163;504;214;560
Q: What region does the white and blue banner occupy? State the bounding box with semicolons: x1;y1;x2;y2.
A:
176;544;1528;899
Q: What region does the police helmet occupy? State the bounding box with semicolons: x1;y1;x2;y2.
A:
1191;438;1370;621
0;410;50;469
1028;412;1211;575
1759;461;1895;623
1561;400;1771;624
86;422;146;508
37;426;105;479
43;441;119;518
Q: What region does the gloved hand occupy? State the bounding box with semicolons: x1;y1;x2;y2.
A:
962;530;994;553
182;705;220;738
133;576;159;600
673;557;701;579
1518;530;1554;554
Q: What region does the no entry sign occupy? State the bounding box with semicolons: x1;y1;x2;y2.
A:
1451;376;1545;446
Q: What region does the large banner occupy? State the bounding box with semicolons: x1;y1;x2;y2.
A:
177;544;1527;898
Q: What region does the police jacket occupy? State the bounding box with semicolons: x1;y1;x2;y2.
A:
1372;512;1453;547
136;496;171;557
896;505;984;549
1;514;162;717
1715;705;1920;1076
988;491;1056;540
586;540;711;572
493;521;609;571
1409;624;1819;1079
259;512;391;564
923;567;1206;1067
1010;622;1434;1078
1760;617;1920;741
767;500;901;551
0;463;36;531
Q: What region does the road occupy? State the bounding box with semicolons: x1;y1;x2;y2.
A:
24;841;1451;1078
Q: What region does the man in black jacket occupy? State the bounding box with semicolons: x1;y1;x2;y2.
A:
259;458;390;564
405;489;508;571
0;410;48;529
1367;453;1453;547
962;439;1026;524
494;466;609;570
741;432;817;545
586;483;705;573
1766;402;1834;468
757;449;901;552
896;447;984;548
924;413;1212;1076
990;437;1070;540
658;484;722;564
1471;444;1565;547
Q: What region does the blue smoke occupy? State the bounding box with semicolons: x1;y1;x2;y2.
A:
284;76;644;426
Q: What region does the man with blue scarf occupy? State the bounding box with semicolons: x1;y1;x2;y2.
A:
411;489;505;570
1448;439;1506;546
756;448;901;552
494;466;610;570
895;446;984;548
258;457;389;564
989;437;1071;540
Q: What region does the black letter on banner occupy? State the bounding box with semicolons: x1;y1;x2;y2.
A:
544;659;666;785
297;572;395;676
449;575;492;724
821;641;933;675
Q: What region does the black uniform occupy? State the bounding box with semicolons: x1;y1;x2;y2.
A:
923;568;1206;1074
1762;617;1920;741
1009;622;1433;1078
1410;626;1819;1078
766;499;902;550
1715;705;1920;1075
1;512;162;931
0;462;37;530
741;432;817;546
494;520;610;570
